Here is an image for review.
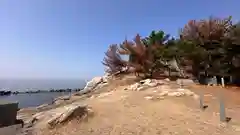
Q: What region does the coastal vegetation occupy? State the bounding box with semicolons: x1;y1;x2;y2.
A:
102;16;240;85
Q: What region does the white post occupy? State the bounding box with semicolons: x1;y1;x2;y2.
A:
221;77;225;87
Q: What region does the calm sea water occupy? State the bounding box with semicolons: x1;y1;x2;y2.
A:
0;79;86;108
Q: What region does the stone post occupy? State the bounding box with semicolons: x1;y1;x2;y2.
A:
221;77;225;87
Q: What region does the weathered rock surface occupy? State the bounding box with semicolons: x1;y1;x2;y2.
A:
83;77;103;92
124;78;198;100
75;74;112;97
25;103;92;129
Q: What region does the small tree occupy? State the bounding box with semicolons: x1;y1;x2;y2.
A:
102;44;127;74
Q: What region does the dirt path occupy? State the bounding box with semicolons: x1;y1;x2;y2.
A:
37;85;240;135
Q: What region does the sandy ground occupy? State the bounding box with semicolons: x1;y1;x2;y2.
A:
33;79;240;135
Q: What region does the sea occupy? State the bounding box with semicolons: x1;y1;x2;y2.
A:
0;79;86;108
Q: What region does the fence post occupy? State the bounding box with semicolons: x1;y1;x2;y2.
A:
199;92;204;110
219;93;226;122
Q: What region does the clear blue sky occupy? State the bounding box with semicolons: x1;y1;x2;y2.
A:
0;0;239;79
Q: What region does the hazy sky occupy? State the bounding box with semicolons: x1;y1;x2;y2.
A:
0;0;239;79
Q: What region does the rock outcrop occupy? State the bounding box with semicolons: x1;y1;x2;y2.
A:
75;74;112;96
25;104;93;129
125;78;199;100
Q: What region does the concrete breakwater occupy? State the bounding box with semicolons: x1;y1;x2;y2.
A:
0;88;83;96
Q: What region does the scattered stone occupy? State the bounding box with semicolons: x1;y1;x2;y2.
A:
136;87;145;91
147;82;158;87
137;85;149;91
156;96;165;100
126;79;198;99
140;79;151;84
176;88;185;91
129;83;140;91
158;91;169;96
140;79;158;87
144;96;153;100
164;78;170;81
168;92;185;97
176;88;194;96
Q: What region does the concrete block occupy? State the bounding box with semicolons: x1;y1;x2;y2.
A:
0;101;18;127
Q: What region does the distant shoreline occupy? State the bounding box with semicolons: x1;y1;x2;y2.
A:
0;88;83;96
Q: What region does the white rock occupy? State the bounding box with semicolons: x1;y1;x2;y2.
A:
168;92;184;97
129;83;140;91
139;79;164;88
137;86;145;91
156;96;165;100
158;91;169;96
178;92;185;97
164;78;170;81
167;92;178;97
147;82;158;87
177;88;185;91
176;88;195;96
83;77;103;92
140;79;151;84
144;96;153;100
